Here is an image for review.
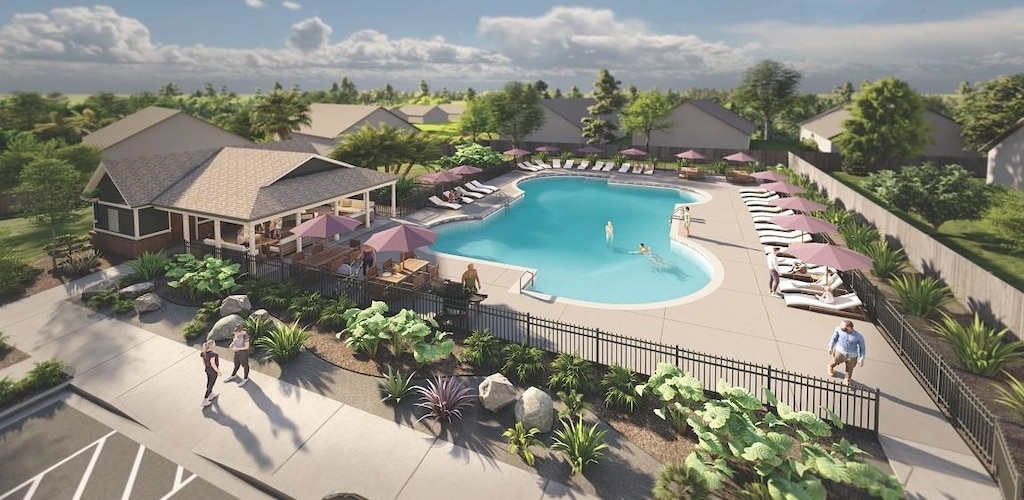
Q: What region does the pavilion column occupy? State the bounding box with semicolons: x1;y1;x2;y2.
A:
246;222;258;256
391;184;396;219
213;221;222;249
363;191;372;227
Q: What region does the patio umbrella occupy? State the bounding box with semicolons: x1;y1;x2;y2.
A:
578;144;603;154
289;213;361;239
750;170;789;182
504;148;530;157
760;181;806;195
785;243;872;271
535;145;560;153
675;149;705;160
448;165;482;176
771;214;838;238
724;151;758;163
771;197;827;213
419;171;463;184
619;147;648;156
364;224;439;254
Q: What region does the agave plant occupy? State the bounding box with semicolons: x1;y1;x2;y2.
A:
994;372;1024;422
932;313;1024;377
243;314;276;341
502;422;544;467
548;352;596;394
255;321;311;363
889;274;951;318
414;375;476;423
551;417;610;475
378;365;416;404
601;364;640;412
863;240;907;280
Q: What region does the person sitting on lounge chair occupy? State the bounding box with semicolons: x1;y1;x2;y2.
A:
817;290;835;304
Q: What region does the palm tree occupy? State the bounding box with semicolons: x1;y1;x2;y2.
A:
66;108;112;135
249;88;311;141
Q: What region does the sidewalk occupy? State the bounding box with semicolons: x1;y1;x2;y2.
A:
0;268;598;500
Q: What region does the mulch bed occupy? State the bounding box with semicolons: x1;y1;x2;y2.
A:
0;347;30;372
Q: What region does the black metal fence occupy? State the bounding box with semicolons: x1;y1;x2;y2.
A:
185;241;880;432
846;270;1021;499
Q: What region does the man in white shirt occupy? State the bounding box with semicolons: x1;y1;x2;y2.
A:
766;247;782;297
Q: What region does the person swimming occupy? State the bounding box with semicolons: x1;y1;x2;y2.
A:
605;221;614;244
629;243;651;256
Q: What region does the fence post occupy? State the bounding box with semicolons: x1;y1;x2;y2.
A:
766;365;773;398
595;328;601;366
873;388;881;433
526;313;532;346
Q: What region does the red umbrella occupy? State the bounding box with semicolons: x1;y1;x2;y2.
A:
578;145;603;154
619;147;648;156
786;243;872;271
771;214;838;237
724;152;757;163
771;197;827;213
750;170;789;182
535;145;560;153
504;148;530;156
420;171;462;184
448;165;482;176
289;213;361;239
675;149;705;160
364;224;438;253
760;181;805;195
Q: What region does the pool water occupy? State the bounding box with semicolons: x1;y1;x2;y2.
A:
430;176;713;305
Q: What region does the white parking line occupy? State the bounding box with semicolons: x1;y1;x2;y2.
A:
72;433;107;500
121;444;146;500
159;466;196;500
0;430;116;500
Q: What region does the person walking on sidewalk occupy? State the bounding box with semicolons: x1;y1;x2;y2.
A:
225;326;251;387
201;340;220;407
766;247;782;297
828;320;866;385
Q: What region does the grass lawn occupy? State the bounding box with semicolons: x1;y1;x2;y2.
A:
832;171;1024;291
0;209;94;261
415;122;461;141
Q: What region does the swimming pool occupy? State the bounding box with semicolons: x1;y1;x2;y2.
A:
430;176;715;305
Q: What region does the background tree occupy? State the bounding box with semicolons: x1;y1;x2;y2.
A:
833;77;930;174
15;158;90;272
534;80;550;99
418;80;430;98
0;92;65;133
865;163;990;232
0;136;100;189
955;74;1024;151
488;82;544;147
567;86;583;99
984;187;1024;254
830;81;855;106
249;88;311;141
328;124;428;175
731;59;801;140
581;69;626;144
458;94;497;142
620;90;675;151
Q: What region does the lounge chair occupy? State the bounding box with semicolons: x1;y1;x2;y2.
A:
428;195;462;210
754;222;786;232
632;164;644;174
443;190;475;204
591;161;605;171
643;164;655;175
778;274;845;295
618;163;631;173
759;234;814;247
534;161;553;169
468;180;498;193
462;183;491;195
744;197;780;205
602;162;616;171
563;159;575;169
518;162;541;172
739;187;768;194
783;292;866;319
551;159;563;169
740;190;773;197
576;160;590;170
456;188;484;199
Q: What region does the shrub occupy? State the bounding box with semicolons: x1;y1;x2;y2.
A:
288;292;326;324
818;205;853;231
707;160;728;175
502;343;545;383
243;315;276;342
259;280;303;310
414;375;476;424
340;301;389;357
0;377;17;405
126;250;168;280
459;329;504;370
256;322;310;363
0;230;38;299
59;249;101;276
932;313;1024;377
636;363;707;434
653;462;709;500
838;222;880;253
548;352;596;394
0;331;8;350
164;253;243;300
182;319;208;341
85;288;117;310
111;295;135;315
20;359;68;391
863;240;907;280
438;142;504;169
889;274;952;318
551;417;610;475
994;372;1024;422
557;389;588;420
985;187;1024;254
503;422;544;467
318;295;357;331
378;366;416;405
601;364;640;412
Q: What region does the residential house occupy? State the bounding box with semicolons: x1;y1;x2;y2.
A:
83;106;252;160
799;106;975;157
437;103;465;122
520;98;618;145
632;99;755;150
394;104;449;124
84;140;398;258
983;116;1024;190
293;104;417;154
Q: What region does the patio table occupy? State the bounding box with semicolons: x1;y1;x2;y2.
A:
400;258;429;275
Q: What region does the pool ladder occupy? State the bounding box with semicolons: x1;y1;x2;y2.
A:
519;270;536;292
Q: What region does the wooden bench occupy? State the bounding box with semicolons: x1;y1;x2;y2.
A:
267;235;298;257
726;170;756;184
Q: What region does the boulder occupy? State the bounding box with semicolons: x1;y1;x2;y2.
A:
250;309;287;330
81;278;118;301
220;295;252;317
207;314;245;342
478;373;517;412
134;293;162;314
514;387;554;433
118;281;154;299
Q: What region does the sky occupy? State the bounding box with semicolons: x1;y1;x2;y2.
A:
1;1;1022;95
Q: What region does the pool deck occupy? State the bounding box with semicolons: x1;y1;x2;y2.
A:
399;167;1000;499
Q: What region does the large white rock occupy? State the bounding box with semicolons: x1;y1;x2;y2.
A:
220;295;252;317
134;292;162;314
514;387;554;433
250;309;286;330
478;373;517;412
207;314;245;342
119;281;154;299
81;278;118;301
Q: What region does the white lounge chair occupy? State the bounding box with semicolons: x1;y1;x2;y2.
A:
744;197;781;206
783;292;866;319
443;190;475;204
535;161;553;169
643;164;655;175
518;162;541;172
428;195;462;210
468;180;498;192
758;228;812;239
563;159;575;169
632;164;644;174
602;162;616;171
591;161;605;171
778;274;844;295
739;188;769;195
760;234;814;247
551;159;562;169
740;191;775;198
576;160;590;170
618;163;631;173
754;222;786;232
462;183;491;195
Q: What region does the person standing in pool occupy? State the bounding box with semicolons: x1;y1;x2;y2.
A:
605;221;614;244
683;206;692;237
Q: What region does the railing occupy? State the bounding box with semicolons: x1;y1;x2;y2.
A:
183;240;881;432
846;270;1022;499
518;271;535;292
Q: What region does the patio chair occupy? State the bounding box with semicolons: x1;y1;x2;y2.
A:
778;274;845;295
632;163;644;174
602;162;616;172
443;190;475;204
563;159;575;169
643;164;655;175
576;160;590;170
551;159;563;169
783;292;866;320
618;163;631;173
428;195;462;210
591;161;605;171
759;234;814;247
517;162;542;172
464;181;494;194
470;179;499;191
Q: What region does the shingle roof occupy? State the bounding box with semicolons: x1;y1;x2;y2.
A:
437;103;465;115
100;147;222;207
688;100;756;135
397;104;439;117
82;106;180;150
541;98;617;129
298;104;398;139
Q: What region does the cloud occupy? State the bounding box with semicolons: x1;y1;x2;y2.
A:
287;17;330;53
245;0;264;7
282;1;301;10
0;6;157;63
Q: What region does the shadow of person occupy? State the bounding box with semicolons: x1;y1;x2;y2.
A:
203;399;274;470
240;380;306;449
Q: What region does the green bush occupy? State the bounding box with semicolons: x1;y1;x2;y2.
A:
557;389;588;420
256;322;311;363
111;296;135;315
85;288;118;310
318;296;357;331
164;253;243;300
551;417;610;475
707;160;728;175
863;240;907;280
0;230;37;299
438;142;504;169
653;462;709;500
985;186;1024;254
126;250;168;280
20;359;69;391
932;313;1024;377
601;364;640;412
182;319;207;341
259;281;303;310
378;365;416;405
994;372;1024;422
838;222;880;253
889;274;951;318
0;377;17;405
243;315;276;342
459;329;504;370
503;422;544;467
818;205;853;229
636;363;706;434
502;343;545;383
288;291;326;324
548;352;596;394
0;331;8;350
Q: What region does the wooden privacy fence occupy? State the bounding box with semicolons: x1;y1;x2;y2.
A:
184;241;881;432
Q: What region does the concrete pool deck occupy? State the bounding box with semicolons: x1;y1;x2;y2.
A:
401;167;1000;499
